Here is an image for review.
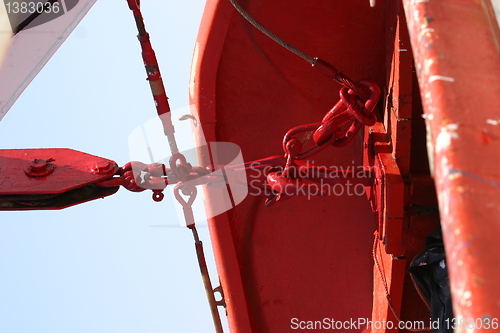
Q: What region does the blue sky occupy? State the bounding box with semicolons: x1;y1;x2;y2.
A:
0;1;228;332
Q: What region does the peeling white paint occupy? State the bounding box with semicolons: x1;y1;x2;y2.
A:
424;58;434;76
429;75;455;83
437;181;451;228
416;61;422;74
436;123;460;155
440;155;450;176
423;89;437;115
461;290;472;308
434;124;460;187
425;116;435;176
418;27;435;40
411;7;420;33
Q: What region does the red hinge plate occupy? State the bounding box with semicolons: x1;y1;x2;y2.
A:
0;148;118;195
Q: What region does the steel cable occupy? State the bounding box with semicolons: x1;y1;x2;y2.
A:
228;0;315;64
228;0;368;97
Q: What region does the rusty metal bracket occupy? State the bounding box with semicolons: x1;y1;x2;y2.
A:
213;285;226;309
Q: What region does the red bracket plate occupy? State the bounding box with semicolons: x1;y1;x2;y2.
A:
0;148;118;195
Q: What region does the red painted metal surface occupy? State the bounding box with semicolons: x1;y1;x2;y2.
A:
0;0;469;330
0;148;118;195
366;3;442;331
188;0;441;332
0;149;184;209
188;0;456;331
404;0;500;330
0;148;119;209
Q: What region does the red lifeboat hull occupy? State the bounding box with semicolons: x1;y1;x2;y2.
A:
190;0;500;332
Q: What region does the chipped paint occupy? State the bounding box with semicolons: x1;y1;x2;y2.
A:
418;27;435;37
420;28;435;53
435;124;460;188
461;290;472;308
424;58;434;76
439;156;451;185
425;115;435;175
435;123;459;154
437;182;451;230
421;112;433;120
404;0;500;324
423;91;432;104
429;75;455;83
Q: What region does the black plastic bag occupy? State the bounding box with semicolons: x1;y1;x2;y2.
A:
409;227;453;333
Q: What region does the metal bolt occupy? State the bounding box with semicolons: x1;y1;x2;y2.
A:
90;161;115;174
30;159;47;171
24;158;55;177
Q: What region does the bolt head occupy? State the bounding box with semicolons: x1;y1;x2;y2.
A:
24;158;55;177
90;161;116;174
30;159;47;171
